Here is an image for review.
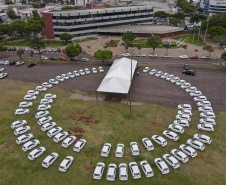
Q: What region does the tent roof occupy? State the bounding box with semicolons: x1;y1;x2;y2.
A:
97;57;137;94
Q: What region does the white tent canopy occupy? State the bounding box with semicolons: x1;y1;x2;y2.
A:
97;57;138;94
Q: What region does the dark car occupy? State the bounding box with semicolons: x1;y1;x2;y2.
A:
183;70;195;76
12;47;16;51
7;47;11;51
57;48;61;52
106;62;113;66
50;57;57;60
69;57;78;61
184;64;190;70
28;63;37;68
9;61;16;66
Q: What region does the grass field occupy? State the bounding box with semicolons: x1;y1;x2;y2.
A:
173;34;206;47
0;79;226;185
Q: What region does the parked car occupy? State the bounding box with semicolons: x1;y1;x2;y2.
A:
27;90;39;96
143;67;150;73
19;101;33;108
173;119;190;128
154;158;170;174
69;57;78;61
160;73;169;79
115;143;124;158
36;86;47;92
35;111;49;119
79;69;85;75
106;163;117;181
149;53;158;57
129;162;141;179
49;79;59;85
190;90;202;97
170;149;189;163
41;56;48;60
73;70;80;77
178;109;192;117
57;48;61;52
201;55;211;59
92;67;97;74
130;142;140;156
151;135;167;147
53;131;69;143
98;67;104;73
178;104;192;110
184;64;190;70
93;162;105;180
55;76;64;82
50;57;57;60
162;154;180;169
142;138;154;151
47;127;63;137
16;134;34;145
24;95;37;101
166;74;174;81
37;104;51;111
28;63;37;67
193;134;212;145
42;152;59;168
185;86;197;93
42;82;52;88
11;120;27;129
197;100;211;107
81;58;89;62
186;139;205;151
149;69;157;75
179;55;188;59
199;118;216;126
44;93;57;99
59;156;74;172
179;144;197;158
41;122;57;132
162;130;179;141
15;108;29;116
40;98;53;105
194;95;207;102
15;61;25;66
176;114;191;122
183;70;195;76
22;139;40;152
85;68;90;74
38;116;53;126
101;143;111;157
198;106;213;113
197;123;215;132
28;147;46;161
162;54;170;58
106;62;113;66
73;139;87;152
119;163;128;181
155;71;163;77
136;53;146;57
140;160;154;177
58;57;66;61
62;136;77;148
14;126;31;136
122;53;130;57
190;55;198;59
200;111;215;119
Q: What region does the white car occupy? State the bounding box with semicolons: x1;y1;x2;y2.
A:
53;131;69;143
194;95;207;102
200;111;215;119
178;104;192;110
14;126;31;136
85;68;90;74
179;55;188;58
98;67;104;73
73;70;80;76
40;98;53;104
173;119;190;128
41;56;48;60
170;77;180;83
44;93;57;99
67;72;75;78
130;142;140;156
22;139;40;152
197;100;211;107
62;136;77;148
106;163;117;181
199;118;216;126
11;120;27;129
24;95;37;101
197;123;214;132
42;82;52;88
122;53;130;57
42;152;59;168
176;114;191;122
162;154;180;169
16;134;34;145
61;74;69;80
140;160;154;177
129;162;141;179
190;91;202;97
185;86;197;93
27;90;39;96
36;86;47;92
181;83;191;89
101;143;111;157
198;106;213;113
142;138;154;151
160;73;169;79
79;69;85;75
143;67;150;73
175;80;186;86
193;134;212;145
119;163;128;181
92;67;97;74
151;135;167;147
28;147;46;161
41;122;57;132
37;104;51;111
15;109;29;116
154;158;170;175
168;124;185;135
35;111;49;119
170;149;189;163
162;54;170;58
155;71;163;77
3;61;9;65
149;69;157;75
59;156;74;172
115;143;124;158
49;79;59;85
162;130;179;141
166;74;174;81
81;58;90;62
178;109;192;117
0;73;7;78
137;53;146;57
179;144;197;158
56;76;64;82
186;139;205;151
0;68;4;72
93;162;105;180
19;101;33;108
47;127;63;137
149;53;157;57
16;62;25;67
73;139;87;152
38;116;53;126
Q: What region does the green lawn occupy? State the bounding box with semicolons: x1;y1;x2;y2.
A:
73;37;97;43
0;79;225;185
173;34;206;46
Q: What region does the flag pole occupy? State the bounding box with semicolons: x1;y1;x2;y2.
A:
193;25;195;42
203;19;209;44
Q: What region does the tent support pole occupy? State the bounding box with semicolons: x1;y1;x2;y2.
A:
96;91;98;102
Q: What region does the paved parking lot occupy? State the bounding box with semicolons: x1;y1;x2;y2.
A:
2;61;226;111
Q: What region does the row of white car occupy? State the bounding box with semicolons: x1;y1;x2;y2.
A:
0;67;7;79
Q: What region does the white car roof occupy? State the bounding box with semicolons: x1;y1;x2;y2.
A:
102;146;109;152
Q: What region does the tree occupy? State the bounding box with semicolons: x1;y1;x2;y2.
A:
173;12;185;20
65;44;82;58
5;0;14;5
221;52;226;61
94;50;112;63
9;20;26;37
7;10;17;19
137;45;142;54
16;49;24;60
24;19;42;35
29;36;46;62
201;14;226;31
60;32;73;43
0;24;9;40
182;45;188;54
154;11;170;18
213;34;226;44
30;50;34;58
190;14;207;23
122;31;136;42
169;18;182;26
208;26;226;37
164;43;170;54
121;40;132;52
146;36;161;53
87;46;91;52
32;10;40;18
194;49;198;54
203;45;214;56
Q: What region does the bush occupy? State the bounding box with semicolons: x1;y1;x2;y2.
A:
0;45;7;51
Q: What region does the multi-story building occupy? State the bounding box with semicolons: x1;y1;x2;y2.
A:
43;6;154;39
202;0;226;15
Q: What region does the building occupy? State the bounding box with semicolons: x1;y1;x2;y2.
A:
202;0;226;15
43;6;154;39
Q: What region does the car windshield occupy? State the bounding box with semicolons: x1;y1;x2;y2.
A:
60;166;64;169
94;173;99;176
108;175;114;178
116;152;121;154
43;162;47;165
175;162;179;165
134;173;140;176
163;168;168;171
147;171;153;174
121;175;127;177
